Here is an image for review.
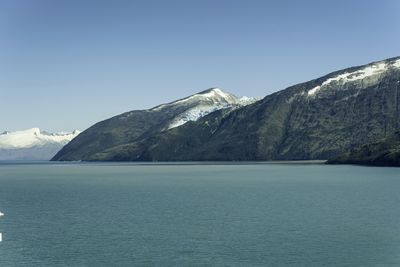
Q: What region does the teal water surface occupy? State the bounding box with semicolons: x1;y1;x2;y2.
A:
0;162;399;266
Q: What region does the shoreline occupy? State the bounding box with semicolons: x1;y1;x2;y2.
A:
0;160;328;166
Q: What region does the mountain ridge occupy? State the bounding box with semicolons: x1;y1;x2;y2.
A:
53;56;400;162
52;88;256;161
0;128;80;160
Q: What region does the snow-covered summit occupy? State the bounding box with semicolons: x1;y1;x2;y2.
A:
151;88;258;129
152;88;249;110
0;128;80;149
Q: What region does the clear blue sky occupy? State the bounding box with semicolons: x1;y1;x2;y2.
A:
1;0;400;132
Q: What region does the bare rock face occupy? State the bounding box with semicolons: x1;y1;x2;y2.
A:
327;131;400;166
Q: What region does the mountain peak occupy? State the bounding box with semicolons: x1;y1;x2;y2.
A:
198;87;223;93
151;87;247;111
148;87;257;129
198;87;228;96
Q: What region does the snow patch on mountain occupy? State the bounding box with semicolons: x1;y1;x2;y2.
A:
307;59;400;97
393;58;400;69
167;103;231;129
161;88;258;130
308;62;388;96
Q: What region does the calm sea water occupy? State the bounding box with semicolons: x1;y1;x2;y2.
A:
0;162;399;266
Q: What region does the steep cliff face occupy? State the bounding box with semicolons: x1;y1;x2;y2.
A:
53;56;400;162
261;58;400;160
327;131;400;166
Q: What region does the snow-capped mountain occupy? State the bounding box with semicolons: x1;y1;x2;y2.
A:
53;88;258;161
53;55;400;162
151;88;258;129
0;128;80;160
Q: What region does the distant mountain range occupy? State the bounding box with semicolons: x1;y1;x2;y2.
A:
53;56;400;165
0;128;80;160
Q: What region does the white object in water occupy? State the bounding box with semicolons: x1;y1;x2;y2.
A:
0;211;3;242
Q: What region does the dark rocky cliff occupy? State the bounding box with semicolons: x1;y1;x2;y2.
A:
327;131;400;166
